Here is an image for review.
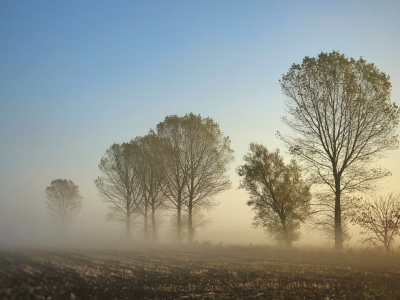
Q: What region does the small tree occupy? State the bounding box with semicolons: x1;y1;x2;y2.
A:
237;143;311;247
351;193;400;253
95;143;142;238
279;51;399;250
45;179;83;230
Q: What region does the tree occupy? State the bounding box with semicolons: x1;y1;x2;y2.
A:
237;143;311;247
156;116;189;243
351;193;400;253
131;133;167;242
45;179;83;230
279;51;399;250
156;113;234;243
180;113;234;243
95;143;141;238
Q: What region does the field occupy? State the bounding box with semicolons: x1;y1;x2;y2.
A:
1;244;399;299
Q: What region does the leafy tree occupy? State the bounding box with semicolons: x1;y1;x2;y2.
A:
351;193;400;253
156;113;234;243
95;143;141;238
237;143;311;247
45;179;83;230
279;51;399;250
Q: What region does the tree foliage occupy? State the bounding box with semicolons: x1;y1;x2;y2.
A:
279;51;399;250
351;193;400;253
45;179;83;229
237;143;311;247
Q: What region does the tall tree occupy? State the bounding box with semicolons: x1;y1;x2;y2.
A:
45;179;83;230
95;143;141;238
156;116;189;243
237;144;311;247
351;193;400;253
156;113;234;243
279;51;399;250
181;114;234;243
131;133;167;242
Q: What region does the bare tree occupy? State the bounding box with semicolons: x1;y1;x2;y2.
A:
181;114;233;243
351;193;400;253
156;116;190;243
156;113;234;243
131;133;167;242
237;144;311;247
279;51;399;250
45;179;83;230
95;143;141;238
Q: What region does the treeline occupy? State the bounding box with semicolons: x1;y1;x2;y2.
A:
94;113;234;243
45;51;400;252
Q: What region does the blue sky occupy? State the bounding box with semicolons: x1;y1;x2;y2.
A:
1;1;399;245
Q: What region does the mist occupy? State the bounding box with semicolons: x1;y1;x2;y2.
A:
1;1;400;251
1;1;400;299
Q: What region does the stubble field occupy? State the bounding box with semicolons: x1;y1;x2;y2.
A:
1;244;399;299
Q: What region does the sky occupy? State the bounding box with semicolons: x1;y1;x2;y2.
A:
1;0;400;247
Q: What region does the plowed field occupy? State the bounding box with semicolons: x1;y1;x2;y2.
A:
0;245;399;299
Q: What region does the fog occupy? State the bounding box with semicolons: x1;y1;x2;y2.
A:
1;161;399;249
1;1;400;251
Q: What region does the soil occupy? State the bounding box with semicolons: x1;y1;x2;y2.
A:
0;245;399;299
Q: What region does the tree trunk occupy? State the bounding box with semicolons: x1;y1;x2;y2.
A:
151;208;157;242
281;219;292;248
384;238;391;254
188;203;194;244
177;202;182;244
126;213;131;239
144;206;149;242
334;178;343;251
61;215;66;237
126;193;131;239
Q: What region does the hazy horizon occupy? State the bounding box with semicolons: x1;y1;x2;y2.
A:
1;1;400;249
